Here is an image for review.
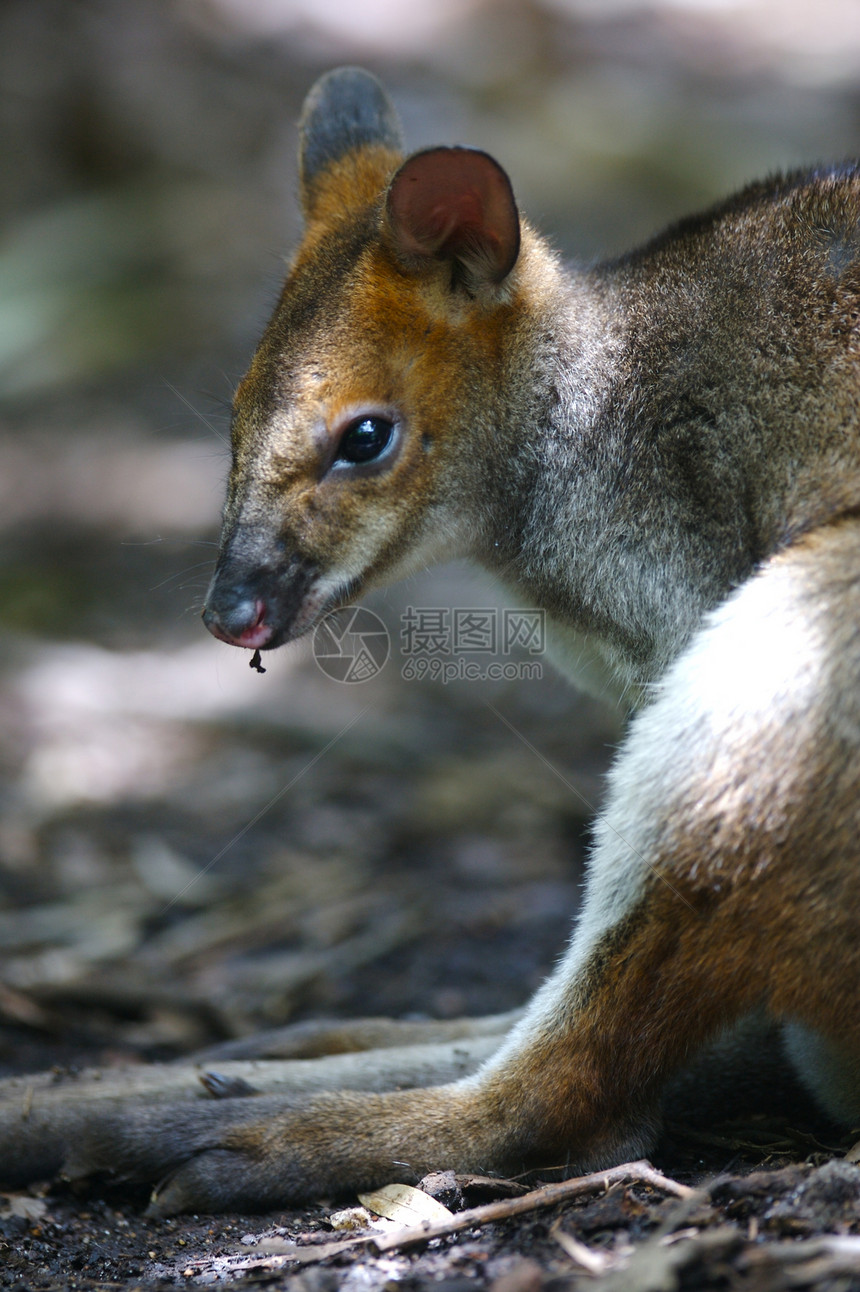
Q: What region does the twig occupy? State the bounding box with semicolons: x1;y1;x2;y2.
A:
742;1234;860;1282
550;1216;616;1273
178;1162;695;1279
372;1160;695;1253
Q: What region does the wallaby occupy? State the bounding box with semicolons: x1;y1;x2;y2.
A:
2;66;860;1215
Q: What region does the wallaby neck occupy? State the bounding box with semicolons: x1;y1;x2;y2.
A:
479;237;763;695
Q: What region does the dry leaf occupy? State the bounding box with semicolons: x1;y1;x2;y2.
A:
0;1194;48;1221
358;1182;453;1226
329;1206;376;1231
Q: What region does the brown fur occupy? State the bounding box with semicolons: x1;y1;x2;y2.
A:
1;69;859;1214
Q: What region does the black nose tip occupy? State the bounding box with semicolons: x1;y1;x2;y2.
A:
202;590;273;649
203;542;316;650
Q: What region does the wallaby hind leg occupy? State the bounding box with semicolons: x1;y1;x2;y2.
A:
193;1009;522;1062
0;1032;506;1189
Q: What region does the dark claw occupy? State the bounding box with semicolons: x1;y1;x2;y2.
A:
200;1071;261;1099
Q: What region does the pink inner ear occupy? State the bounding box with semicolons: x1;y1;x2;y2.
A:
387;147;520;283
415;192;485;254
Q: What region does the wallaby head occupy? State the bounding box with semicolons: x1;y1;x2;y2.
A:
203;67;532;651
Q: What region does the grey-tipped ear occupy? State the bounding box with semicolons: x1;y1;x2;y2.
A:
299;68;404;191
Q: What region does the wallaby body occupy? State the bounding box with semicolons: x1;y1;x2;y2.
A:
2;68;860;1213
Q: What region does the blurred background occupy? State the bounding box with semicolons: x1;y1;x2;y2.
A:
1;0;860;1073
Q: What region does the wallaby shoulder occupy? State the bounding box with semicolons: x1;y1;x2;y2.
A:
600;162;860;482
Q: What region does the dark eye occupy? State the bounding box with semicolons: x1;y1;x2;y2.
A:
336;416;394;465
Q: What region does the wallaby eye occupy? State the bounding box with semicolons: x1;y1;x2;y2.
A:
335;416;394;465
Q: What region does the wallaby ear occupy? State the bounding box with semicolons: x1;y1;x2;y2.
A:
299;67;404;203
386;147;520;287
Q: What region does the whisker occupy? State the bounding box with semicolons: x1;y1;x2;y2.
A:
149;561;214;592
200;388;234;415
165;381;229;446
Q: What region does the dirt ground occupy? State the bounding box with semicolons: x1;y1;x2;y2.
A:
4;1;860;1288
4;1148;860;1291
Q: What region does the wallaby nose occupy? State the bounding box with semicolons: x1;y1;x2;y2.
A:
202;591;274;649
203;541;317;650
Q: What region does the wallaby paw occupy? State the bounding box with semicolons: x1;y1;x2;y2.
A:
146;1147;282;1216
